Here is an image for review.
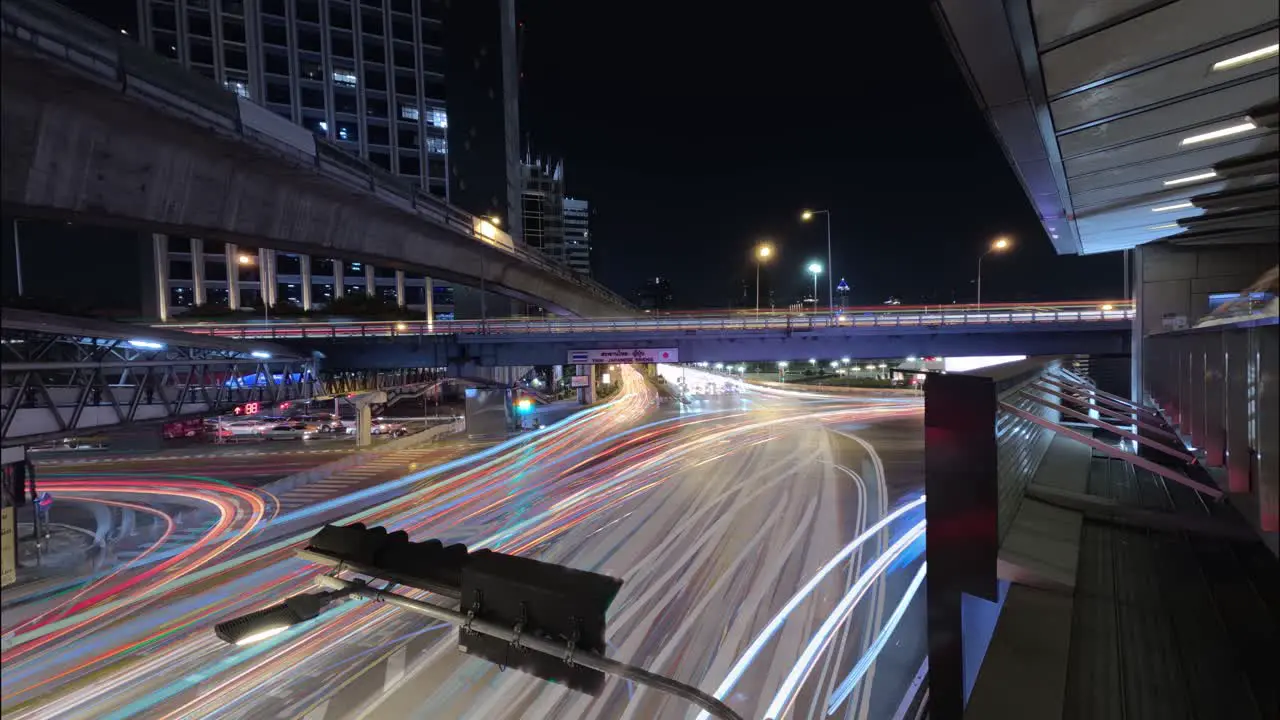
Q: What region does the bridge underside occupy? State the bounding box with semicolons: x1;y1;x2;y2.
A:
0;42;622;318
307;324;1132;370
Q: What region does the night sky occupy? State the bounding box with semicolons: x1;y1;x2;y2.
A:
49;0;1124;310
517;1;1123;308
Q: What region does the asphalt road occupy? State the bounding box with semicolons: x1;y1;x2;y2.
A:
1;367;927;720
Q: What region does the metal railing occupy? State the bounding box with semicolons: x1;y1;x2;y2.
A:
0;0;632;310
157;302;1135;340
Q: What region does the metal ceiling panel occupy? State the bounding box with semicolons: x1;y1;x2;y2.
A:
1058;76;1280;157
1067;139;1274;192
1049;30;1280;129
1072;178;1231;209
1064;127;1276;177
1031;0;1165;48
1041;0;1277;97
936;0;1278;255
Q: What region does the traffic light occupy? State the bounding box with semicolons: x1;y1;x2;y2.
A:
305;523;469;599
459;549;622;695
514;395;535;414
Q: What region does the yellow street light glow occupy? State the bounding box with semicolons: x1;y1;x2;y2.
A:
991;237;1010;251
1179;122;1256;146
488;215;502;226
1163;171;1217;186
235;625;289;646
395;322;408;331
238;254;254;264
1100;304;1115;311
1211;44;1279;72
1151;201;1194;213
1148;222;1180;230
801;210;814;221
757;244;773;259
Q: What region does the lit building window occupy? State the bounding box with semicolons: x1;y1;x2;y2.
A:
332;70;358;87
400;105;420;121
225;80;250;99
426;136;447;154
427;107;447;128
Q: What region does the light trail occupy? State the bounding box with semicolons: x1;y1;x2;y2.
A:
827;561;928;715
763;519;928;720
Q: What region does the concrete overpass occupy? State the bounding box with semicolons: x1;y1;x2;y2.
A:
165;302;1134;370
0;0;629;318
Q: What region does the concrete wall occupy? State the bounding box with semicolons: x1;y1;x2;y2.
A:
0;48;622;318
1136;242;1279;333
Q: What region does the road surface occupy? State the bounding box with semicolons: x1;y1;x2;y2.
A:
2;366;927;720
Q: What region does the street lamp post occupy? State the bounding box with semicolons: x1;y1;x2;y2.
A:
238;253;270;327
976;237;1011;309
801;209;833;314
755;243;773;320
807;262;823;310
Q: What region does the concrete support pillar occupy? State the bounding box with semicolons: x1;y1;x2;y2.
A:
300;253;312;310
259;248;276;306
577;364;595;405
190;237;206;306
1131;244;1145;405
365;264;376;298
152;233;169;322
395;269;406;307
357;404;373;447
333;260;345;298
425;276;435;332
225;243;241;310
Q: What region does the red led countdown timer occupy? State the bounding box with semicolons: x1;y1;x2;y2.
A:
231;400;291;416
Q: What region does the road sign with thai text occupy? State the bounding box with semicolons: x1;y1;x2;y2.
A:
567;348;678;365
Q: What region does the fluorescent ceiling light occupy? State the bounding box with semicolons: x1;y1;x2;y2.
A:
1148;223;1180;230
1211;44;1279;72
128;339;165;350
1163;171;1217;186
1152;201;1194;212
1179;122;1256;146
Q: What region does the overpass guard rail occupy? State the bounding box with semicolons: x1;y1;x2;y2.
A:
161;302;1135;340
0;0;631;310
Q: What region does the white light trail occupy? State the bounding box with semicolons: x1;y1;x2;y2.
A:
696;495;926;720
826;561;928;715
763;519;927;720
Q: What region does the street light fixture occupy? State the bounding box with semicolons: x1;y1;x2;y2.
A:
1100;303;1115;312
800;209;833;314
807;262;823;309
976;237;1012;309
214;588;353;646
755;242;774;319
238;254;254;265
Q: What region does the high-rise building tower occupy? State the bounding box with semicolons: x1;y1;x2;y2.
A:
562;198;591;277
135;0;450;197
520;156;566;262
445;0;522;242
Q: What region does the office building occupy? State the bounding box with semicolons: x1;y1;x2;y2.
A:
130;0;522;319
563;197;591;277
136;0;450;196
444;0;522;241
636;277;673;313
520;156;566;263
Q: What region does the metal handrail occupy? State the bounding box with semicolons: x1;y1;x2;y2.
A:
157;305;1134;340
0;0;632;309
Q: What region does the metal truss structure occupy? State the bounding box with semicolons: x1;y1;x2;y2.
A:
1;310;317;443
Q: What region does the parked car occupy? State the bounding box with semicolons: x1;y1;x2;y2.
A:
260;423;315;441
163;418;206;439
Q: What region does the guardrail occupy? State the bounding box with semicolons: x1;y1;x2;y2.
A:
158;304;1135;340
0;0;632;310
